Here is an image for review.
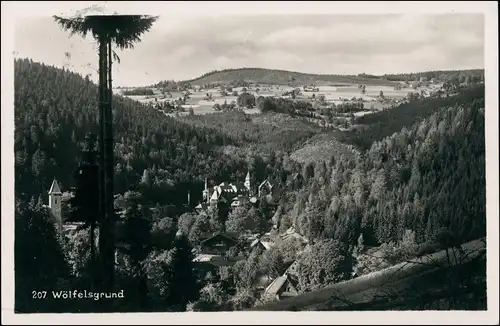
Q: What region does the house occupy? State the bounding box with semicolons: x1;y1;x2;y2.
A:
231;195;249;209
199;232;240;256
198;170;277;216
250;238;275;252
202;171;252;208
303;85;319;92
258;179;277;198
194;202;210;214
263;274;299;301
192;253;244;267
193;232;245;270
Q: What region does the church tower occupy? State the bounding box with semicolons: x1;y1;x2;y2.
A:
202;177;210;203
244;169;251;194
48;178;63;232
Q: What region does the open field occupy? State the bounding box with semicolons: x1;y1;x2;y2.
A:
116;81;443;119
115;88;262;116
115;85;438;114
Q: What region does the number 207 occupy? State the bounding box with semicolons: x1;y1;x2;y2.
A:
32;291;47;299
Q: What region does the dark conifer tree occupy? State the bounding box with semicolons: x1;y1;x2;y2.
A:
168;234;200;311
67;133;99;288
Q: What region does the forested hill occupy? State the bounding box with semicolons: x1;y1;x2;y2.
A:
274;90;486;246
169;68;398;87
156;68;484;88
344;86;486;150
14;58;259;205
381;69;484;82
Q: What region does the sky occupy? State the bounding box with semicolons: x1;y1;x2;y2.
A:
14;13;485;87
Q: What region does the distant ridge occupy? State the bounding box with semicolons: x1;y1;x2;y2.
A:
166;67;398;87
155;67;484;88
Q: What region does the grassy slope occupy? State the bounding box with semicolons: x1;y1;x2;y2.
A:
184;68;398;87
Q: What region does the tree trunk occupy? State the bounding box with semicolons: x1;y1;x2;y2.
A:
97;37;105;288
104;39;115;291
98;37;115;292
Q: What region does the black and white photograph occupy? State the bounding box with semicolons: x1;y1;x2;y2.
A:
2;1;498;324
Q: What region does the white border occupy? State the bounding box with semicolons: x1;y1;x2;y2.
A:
2;1;498;325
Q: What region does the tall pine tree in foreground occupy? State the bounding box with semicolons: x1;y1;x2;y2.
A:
53;14;158;292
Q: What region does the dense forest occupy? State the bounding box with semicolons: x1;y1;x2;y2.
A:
14;58;295;207
343;86;486;150
381;69;485;83
179;110;321;155
14;59;486;312
121;87;155;96
272;93;486;245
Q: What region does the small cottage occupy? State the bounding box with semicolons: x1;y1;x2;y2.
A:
199;232;240;256
263;274;299;301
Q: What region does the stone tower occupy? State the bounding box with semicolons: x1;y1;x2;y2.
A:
244;170;251;193
48;178;63;232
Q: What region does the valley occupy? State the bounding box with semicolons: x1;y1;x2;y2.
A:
13;50;487;316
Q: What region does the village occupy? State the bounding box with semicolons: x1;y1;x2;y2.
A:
117;75;465;132
43;168;308;303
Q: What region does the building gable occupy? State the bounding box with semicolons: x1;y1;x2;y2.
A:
201;232;239;248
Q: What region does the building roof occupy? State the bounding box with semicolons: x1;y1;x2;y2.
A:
200;232;239;246
193;254;220;263
250;238;264;248
195;202;209;210
62;222;85;232
261;241;274;250
258;179;274;190
264;273;298;295
48;179;62;195
232;182;247;192
264;274;298;297
192;254;244;267
210;190;220;201
250;239;274;250
264;275;287;295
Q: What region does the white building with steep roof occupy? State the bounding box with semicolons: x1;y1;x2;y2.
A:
196;170;256;212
